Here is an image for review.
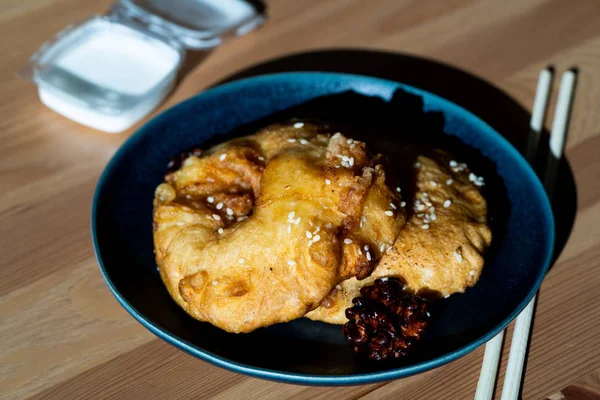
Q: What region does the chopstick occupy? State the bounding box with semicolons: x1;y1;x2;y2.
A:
474;68;553;400
500;69;576;400
475;68;577;399
525;69;554;162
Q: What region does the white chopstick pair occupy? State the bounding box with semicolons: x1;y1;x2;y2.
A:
475;67;577;400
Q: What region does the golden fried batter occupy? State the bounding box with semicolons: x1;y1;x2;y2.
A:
306;150;492;324
153;123;406;333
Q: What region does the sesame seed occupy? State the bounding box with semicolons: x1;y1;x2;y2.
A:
325;179;331;185
469;270;475;276
336;284;342;290
258;156;265;161
207;196;214;203
326;223;333;229
216;202;223;210
444;294;450;298
380;243;385;252
212;214;221;221
288;211;295;219
315;226;321;232
431;214;437;220
366;251;372;261
400;201;406;207
186;194;192;199
426;311;431;317
444;200;452;208
396;186;401;192
390;202;397;210
287;224;291;233
306;231;313;239
226;208;233;216
341;161;350;168
364;245;369;251
417;213;424;217
347;139;353;144
349;157;354;166
288;260;296;266
312;235;320;243
212;280;218;285
386;246;392;253
293;122;304;128
344;238;353;244
454;250;463;263
288;138;297;143
294;217;301;225
299;139;309;145
446;179;453;185
385;210;394;216
414;162;421;168
429;206;435;212
430;181;437;187
417;204;425;211
449;160;458;167
422;224;430;229
219;153;226;161
361;215;367;222
341;155;350;162
238;258;245;264
206;177;215;183
469;172;477;182
218;228;224;234
424;218;430;223
332;132;342;138
237;216;248;222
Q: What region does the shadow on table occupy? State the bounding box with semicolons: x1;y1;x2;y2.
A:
217;49;577;269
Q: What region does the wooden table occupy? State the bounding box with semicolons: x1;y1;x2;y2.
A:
2;1;600;399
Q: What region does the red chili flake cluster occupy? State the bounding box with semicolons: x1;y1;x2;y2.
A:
343;278;430;360
167;147;203;172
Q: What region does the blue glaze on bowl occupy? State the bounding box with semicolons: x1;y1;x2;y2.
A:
92;72;554;385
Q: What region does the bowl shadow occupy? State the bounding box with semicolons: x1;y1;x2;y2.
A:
94;58;575;383
216;49;577;266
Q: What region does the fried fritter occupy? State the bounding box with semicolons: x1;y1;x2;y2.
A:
305;150;492;324
153;123;406;333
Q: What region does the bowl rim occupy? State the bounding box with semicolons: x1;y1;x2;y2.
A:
91;71;555;385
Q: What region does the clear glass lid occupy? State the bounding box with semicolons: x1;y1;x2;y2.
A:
19;0;266;132
112;0;266;49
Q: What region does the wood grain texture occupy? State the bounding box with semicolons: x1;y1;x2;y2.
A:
545;367;600;400
1;0;599;399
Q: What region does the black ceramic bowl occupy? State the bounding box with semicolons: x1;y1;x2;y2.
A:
92;72;554;385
